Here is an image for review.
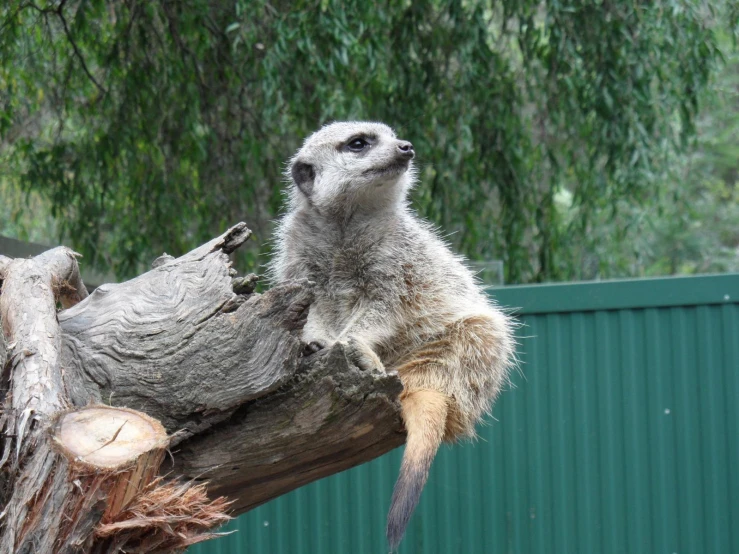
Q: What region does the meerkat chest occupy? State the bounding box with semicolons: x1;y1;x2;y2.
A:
295;241;404;344
305;241;399;304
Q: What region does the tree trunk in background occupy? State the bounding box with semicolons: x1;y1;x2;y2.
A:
0;223;404;553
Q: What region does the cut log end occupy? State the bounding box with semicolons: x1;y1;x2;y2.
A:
41;406;229;552
52;406;168;469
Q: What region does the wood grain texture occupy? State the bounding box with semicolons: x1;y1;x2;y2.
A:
59;223;313;436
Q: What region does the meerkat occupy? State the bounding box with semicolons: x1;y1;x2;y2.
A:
269;121;515;550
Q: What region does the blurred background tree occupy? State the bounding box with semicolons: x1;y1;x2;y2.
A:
1;0;736;283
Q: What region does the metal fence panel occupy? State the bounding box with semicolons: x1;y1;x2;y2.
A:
190;274;739;554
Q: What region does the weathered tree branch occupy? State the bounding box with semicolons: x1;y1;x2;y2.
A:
0;247;94;552
172;342;404;514
0;223;405;552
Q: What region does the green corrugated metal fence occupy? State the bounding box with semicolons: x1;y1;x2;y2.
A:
190;273;739;554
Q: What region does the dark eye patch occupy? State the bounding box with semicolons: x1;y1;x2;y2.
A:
340;134;378;153
347;137;368;151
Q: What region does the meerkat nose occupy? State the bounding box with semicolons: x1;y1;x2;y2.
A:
397;141;415;159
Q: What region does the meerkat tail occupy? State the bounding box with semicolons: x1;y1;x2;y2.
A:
386;389;449;551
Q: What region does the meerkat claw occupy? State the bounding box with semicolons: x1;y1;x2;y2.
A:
344;336;385;373
302;339;328;356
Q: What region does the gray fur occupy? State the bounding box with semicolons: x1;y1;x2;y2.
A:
270;121;516;545
271;121;514;420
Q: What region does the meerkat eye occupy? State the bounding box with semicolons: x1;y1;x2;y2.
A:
346;137;369;152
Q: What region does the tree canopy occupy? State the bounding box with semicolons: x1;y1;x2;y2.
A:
1;0;736;283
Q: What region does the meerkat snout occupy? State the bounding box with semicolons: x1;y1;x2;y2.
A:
396;141;414;159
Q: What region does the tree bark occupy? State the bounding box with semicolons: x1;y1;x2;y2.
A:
0;247;89;553
0;223;405;552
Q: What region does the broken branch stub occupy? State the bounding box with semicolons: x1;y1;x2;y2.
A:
48;406;230;554
0;247;88;441
0;246;94;554
0;248;139;552
52;406;170;521
45;406;170;552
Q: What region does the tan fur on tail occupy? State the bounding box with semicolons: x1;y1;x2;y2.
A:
386;390;449;551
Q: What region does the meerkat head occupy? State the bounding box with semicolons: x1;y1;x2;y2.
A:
287;121;415;212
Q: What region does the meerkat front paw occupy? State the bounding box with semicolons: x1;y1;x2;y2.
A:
343;336;385;373
302;339;329;357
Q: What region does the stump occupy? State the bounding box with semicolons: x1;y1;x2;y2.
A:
51;406;169;523
1;406;229;554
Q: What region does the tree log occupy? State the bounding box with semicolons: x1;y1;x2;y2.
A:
0;223;405;552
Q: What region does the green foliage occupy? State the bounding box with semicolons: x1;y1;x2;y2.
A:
0;0;730;282
556;30;739;279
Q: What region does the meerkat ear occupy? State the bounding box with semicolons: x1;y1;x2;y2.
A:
291;161;316;197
